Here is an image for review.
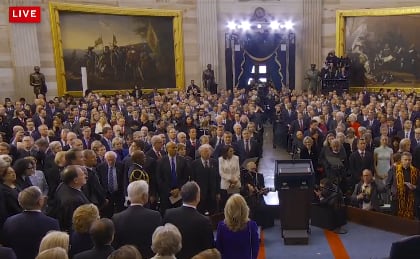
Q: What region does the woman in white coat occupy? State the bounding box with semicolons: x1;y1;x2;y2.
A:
218;145;241;210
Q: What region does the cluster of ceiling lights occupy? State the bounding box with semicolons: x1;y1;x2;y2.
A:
227;20;294;31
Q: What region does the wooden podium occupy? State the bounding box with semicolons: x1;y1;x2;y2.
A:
275;159;314;245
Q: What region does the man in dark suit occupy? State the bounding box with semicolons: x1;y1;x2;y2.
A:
389;235;420;259
156;141;190;214
54;165;90;231
191;144;219;214
112;180;162;258
2;186;60;259
362;111;380;138
97;151;125;218
82;149;107;208
163;181;214;259
62;114;81;136
186;128;199;159
100;127;114;151
74;218;115;259
397;119;415;142
235;129;261;164
290;112;309;135
348;138;374;188
213;131;234;159
0;247;16;259
80;126;93;149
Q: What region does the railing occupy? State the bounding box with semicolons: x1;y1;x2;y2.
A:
321;78;349;94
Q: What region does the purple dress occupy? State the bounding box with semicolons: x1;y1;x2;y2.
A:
215;220;259;259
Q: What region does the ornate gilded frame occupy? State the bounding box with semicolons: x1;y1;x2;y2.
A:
49;2;184;96
336;6;420;92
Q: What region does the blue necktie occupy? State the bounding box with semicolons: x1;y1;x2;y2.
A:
108;166;115;193
171;157;177;189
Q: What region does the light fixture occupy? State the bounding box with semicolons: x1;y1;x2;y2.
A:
283;20;294;30
257;24;262;29
240;21;251;31
227;21;237;30
269;21;280;30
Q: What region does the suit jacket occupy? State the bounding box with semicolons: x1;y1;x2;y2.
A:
234;139;261;164
156;155;190;200
186;139;199;159
63;121;81;136
351;181;383;211
96;161;125;196
348;150;374;183
55;184;90;231
0;184;22;219
100;137;113;151
163;206;214;259
2;211;60;259
0;247;16;259
82;167;107;207
389;235;420;259
414;145;420;170
112;205;162;258
362;119;380;138
73;245;114;259
191;158;219;200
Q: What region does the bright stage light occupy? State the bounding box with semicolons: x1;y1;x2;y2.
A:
284;20;294;30
227;21;237;30
269;21;280;30
257;24;262;29
240;21;251;31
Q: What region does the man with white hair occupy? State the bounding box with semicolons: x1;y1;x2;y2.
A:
191;144;219;214
97;151;125;217
112;180;162;258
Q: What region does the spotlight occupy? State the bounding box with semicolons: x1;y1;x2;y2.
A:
269;21;280;30
240;21;251;31
257;24;262;29
227;21;237;30
284;20;294;31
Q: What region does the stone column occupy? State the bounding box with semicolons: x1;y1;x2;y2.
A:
9;0;41;100
301;0;322;88
196;0;219;89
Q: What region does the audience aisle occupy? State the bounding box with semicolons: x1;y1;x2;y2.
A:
258;125;406;259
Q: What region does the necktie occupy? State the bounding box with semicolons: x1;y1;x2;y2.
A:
246;141;250;154
171;157;177;188
406;132;409;139
156;151;161;159
299;120;303;130
191;140;195;147
108;166;115;193
361;151;365;158
205;160;209;168
217;138;221;146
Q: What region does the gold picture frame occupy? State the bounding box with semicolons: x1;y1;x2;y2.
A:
336;6;420;92
49;2;184;96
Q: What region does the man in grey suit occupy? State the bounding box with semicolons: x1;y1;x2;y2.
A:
112;180;162;258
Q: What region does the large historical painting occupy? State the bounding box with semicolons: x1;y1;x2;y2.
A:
49;3;184;95
337;7;420;89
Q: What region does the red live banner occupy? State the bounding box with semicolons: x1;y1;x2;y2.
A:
9;6;41;23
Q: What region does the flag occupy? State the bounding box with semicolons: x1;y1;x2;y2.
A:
147;23;159;53
113;34;117;46
94;35;103;47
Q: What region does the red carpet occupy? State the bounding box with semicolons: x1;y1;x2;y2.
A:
324;230;350;259
257;229;266;259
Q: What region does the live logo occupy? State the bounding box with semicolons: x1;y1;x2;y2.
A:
9;6;41;23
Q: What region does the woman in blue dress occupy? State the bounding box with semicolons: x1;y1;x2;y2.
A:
216;194;259;259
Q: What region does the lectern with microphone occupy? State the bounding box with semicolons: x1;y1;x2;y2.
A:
275;159;314;245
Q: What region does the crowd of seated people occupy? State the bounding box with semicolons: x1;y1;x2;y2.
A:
0;80;419;257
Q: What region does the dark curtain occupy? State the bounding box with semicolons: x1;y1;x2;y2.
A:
288;33;296;89
225;46;233;91
236;32;286;90
237;47;285;90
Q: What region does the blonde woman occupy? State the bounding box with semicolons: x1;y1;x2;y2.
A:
215;194;259;259
39;231;69;254
70;204;100;257
36;247;68;259
95;116;111;135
